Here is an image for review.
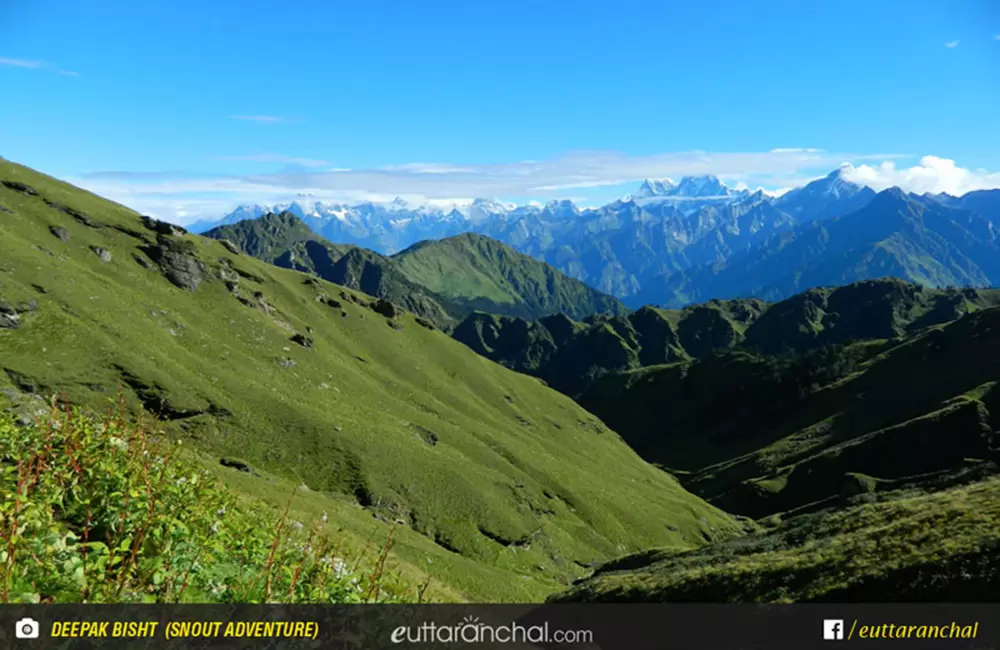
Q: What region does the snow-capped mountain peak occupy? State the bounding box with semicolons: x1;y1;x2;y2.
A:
673;175;731;198
638;178;676;197
809;165;866;198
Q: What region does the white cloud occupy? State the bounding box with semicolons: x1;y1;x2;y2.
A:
0;57;44;69
71;148;918;225
0;57;78;76
379;163;479;174
211;154;331;168
945;40;960;48
243;149;902;200
769;148;825;154
841;156;1000;196
230;115;285;124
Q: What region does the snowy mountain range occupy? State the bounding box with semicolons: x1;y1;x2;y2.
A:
190;172;774;246
190;168;1000;307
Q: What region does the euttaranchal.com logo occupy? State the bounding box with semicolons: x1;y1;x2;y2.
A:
390;615;593;645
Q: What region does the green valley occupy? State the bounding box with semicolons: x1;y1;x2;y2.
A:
4;157;1000;607
0;159;737;603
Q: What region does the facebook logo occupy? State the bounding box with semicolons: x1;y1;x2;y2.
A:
823;619;845;641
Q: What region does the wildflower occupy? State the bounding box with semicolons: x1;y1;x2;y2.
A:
108;436;128;451
290;520;304;531
332;558;348;579
210;521;221;534
321;511;328;524
216;506;227;517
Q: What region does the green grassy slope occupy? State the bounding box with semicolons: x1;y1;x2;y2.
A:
204;214;454;328
455;279;1000;396
552;477;1000;602
450;275;1000;522
204;211;325;258
580;304;1000;519
392;233;628;321
0;160;739;602
206;216;626;326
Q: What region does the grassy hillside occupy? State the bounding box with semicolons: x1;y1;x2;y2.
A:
205;214;454;328
206;216;626;326
580;299;1000;520
0;160;739;602
455;279;1000;396
393;233;628;321
552;476;1000;602
451;277;1000;524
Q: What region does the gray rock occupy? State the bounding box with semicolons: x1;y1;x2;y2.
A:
91;247;112;263
49;226;71;242
277;356;297;368
0;311;20;329
219;239;241;255
144;235;205;290
0;298;20;329
4;392;48;426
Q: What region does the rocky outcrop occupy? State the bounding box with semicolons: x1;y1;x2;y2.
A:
140;215;187;237
0;299;21;329
143;234;205;290
49;226;71;242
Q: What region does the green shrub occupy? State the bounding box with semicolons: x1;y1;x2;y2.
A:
0;401;419;604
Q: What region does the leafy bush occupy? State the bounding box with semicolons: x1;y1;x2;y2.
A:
0;401;420;604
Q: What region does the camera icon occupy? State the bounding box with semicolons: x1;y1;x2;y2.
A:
15;618;40;639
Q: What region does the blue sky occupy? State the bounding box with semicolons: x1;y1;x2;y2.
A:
1;0;998;223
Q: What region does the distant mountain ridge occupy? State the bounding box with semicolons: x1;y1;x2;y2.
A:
192;169;1000;309
203;213;627;325
453;277;1000;396
644;187;1000;307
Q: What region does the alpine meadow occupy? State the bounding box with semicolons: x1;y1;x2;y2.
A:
3;0;1000;614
